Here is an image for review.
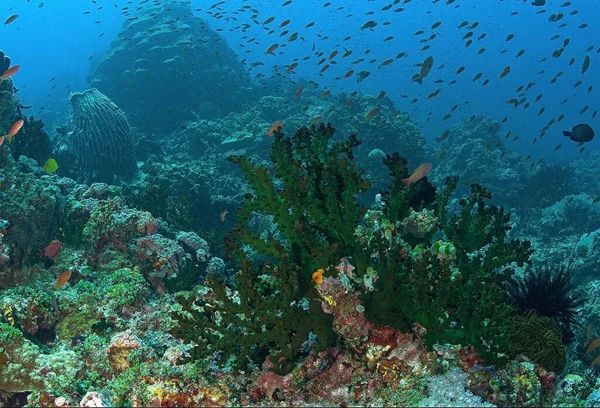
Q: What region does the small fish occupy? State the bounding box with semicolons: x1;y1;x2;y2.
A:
294;84;305;98
265;43;279;55
436;129;450;142
581;55;591;75
554;144;562;152
562;123;594;142
54;270;72;290
3;119;24;144
219;210;228;222
4;14;19;25
286;62;298;72
42;239;62;259
265;120;283;137
413;56;434;84
402;163;432;187
42;158;59;174
1;65;20;79
361;20;377;30
321;90;331;99
365;107;380;120
586;337;600;354
499;66;511;79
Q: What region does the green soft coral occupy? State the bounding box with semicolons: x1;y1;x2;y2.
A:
173;259;336;374
226;123;371;293
172;122;533;373
362;177;532;360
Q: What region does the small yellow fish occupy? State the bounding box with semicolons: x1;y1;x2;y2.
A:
43;158;59;174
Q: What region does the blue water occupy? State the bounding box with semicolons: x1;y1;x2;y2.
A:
2;0;598;163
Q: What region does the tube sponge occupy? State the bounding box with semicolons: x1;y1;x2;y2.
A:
67;88;137;184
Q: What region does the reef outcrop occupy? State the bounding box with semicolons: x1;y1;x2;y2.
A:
87;0;258;134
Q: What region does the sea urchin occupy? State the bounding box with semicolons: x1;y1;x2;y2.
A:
507;265;584;344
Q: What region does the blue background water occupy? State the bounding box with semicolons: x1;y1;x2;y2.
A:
2;0;598;163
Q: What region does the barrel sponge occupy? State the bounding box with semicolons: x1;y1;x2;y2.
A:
68;88;137;184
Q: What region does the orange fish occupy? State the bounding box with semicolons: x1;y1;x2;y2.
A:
312;269;324;286
220;210;228;222
1;65;20;79
4;14;19;25
4;119;24;144
294;84;305;98
54;270;72;290
402;163;433;187
265;120;283;137
365;107;380;121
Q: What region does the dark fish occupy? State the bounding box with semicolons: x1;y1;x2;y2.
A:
413;56;433;84
562;124;594;142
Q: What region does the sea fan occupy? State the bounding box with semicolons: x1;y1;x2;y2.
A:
507;265;584;344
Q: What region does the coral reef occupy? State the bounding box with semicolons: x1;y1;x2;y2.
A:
55;88;137;184
172;122;532;379
0;152;64;288
1;92;597;407
431;116;526;206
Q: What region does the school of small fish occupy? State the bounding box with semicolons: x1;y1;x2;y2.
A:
1;0;597;190
187;0;596;169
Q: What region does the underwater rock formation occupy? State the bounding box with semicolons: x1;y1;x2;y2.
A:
0;50;10;74
88;0;258;134
431;116;524;206
56;88;137;184
0;151;66;288
0;67;18;133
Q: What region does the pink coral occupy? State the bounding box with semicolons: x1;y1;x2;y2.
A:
307;352;354;402
250;371;296;402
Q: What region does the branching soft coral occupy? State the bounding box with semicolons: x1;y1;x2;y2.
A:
362;177;532;360
172;122;534;373
226;123;371;294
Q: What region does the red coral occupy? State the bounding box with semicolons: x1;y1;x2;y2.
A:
458;346;483;371
307;352;354;402
535;365;556;388
250;371;295;402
